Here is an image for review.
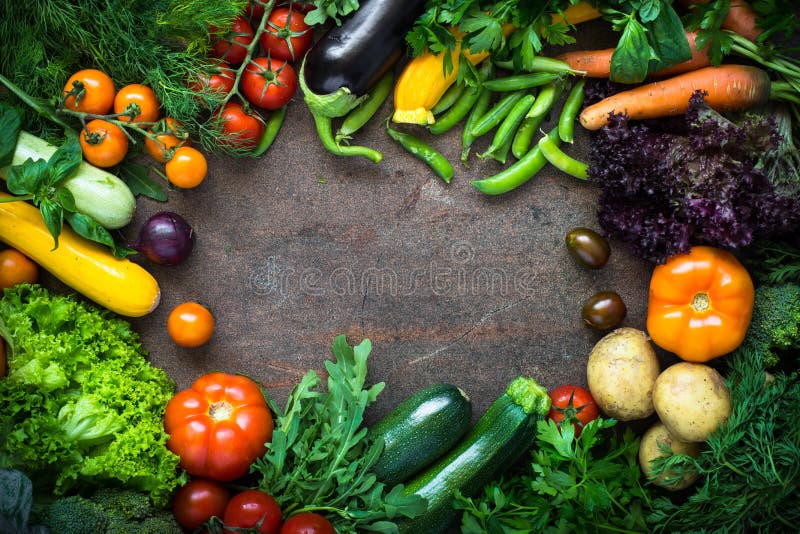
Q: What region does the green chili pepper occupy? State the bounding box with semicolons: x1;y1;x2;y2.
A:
387;124;454;183
481;72;562;92
472;127;560;195
335;71;394;143
558;78;586;144
252;106;287;157
479;93;535;164
430;62;494;136
431;82;466;116
538;132;589;180
313;114;383;163
461;85;492;163
526;79;564;119
470;90;526;139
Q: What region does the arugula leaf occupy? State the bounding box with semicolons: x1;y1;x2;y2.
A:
0;103;21;168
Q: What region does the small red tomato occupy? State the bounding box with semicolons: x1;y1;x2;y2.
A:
211;16;255;65
0;249;39;290
173;478;231;530
223;490;282;534
216;102;266;149
241;57;297;110
259;6;313;62
547;385;599;437
190;60;236;98
279;512;335;534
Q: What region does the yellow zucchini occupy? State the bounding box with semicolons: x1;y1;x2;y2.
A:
0;194;160;317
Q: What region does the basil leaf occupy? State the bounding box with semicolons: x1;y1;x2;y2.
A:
56;186;77;212
39;199;64;249
6;159;47;195
117;161;167;201
646;2;693;74
46;135;82;186
638;0;661;24
0;104;22;168
65;211;135;258
610;17;651;84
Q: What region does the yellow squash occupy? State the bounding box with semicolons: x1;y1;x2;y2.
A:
0;194;160;317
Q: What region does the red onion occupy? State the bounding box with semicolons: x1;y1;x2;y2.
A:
130;211;195;266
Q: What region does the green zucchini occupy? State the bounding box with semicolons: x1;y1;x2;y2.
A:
0;131;136;229
397;376;551;533
369;383;472;486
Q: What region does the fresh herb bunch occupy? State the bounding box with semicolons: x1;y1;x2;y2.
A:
304;0;362;26
251;335;426;533
456;418;654;533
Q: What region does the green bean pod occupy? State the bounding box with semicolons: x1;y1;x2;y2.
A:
481;72;562;92
470;90;526;139
251;106;287;157
479;93;535;164
461;85;493;163
472;127;560;195
526;79;565;119
431;82;466;116
335;71;394;142
430;62;494;136
538;133;589;180
558;78;586;144
387;125;454;183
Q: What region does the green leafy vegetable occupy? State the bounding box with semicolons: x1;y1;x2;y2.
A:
305;0;361;26
0;285;185;507
1;469;46;534
252;334;426;533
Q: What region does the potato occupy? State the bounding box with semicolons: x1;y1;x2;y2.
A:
652;362;731;443
586;327;660;421
639;421;700;491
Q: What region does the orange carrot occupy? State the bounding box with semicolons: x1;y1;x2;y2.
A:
579;64;772;130
556;32;711;79
678;0;763;42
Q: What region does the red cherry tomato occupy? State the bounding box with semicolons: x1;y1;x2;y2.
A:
279;512;335;534
241;56;297;110
211;16;254;65
223;490;282;534
259;7;313;62
190;60;236;98
216;101;266;149
172;478;231;530
547;385;599;437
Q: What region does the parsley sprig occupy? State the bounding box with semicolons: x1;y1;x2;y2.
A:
252;335;426;533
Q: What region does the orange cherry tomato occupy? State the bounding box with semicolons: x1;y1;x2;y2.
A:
167;301;215;347
165;146;208;189
113;83;160;122
647;245;755;362
164;372;274;481
0;248;38;290
79;119;129;168
145;117;191;163
61;69;116;115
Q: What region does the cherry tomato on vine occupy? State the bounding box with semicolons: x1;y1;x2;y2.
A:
79;119;129;168
0;249;39;290
145;117;191;163
211;16;254;66
241;56;297;110
217;101;265;149
167;301;215;347
223;490;282;534
172;478;231;530
165;146;208;189
279;512;335;534
259;7;313;62
61;69;116;115
547;385;599;437
190;60;236;98
113;83;160;123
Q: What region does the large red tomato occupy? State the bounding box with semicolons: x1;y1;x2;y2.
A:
259;7;313;62
241;57;297;110
216;101;266;149
164;372;274;481
546;384;599;437
211;16;255;65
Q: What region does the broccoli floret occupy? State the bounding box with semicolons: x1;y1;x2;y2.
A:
90;488;152;521
44;495;110;534
739;283;800;367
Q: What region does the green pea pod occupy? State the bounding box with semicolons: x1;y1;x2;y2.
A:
479;93;535;164
431;82;466;116
387;124;454;183
470;90;526;139
472;127;560;195
481;72;562;92
493;56;585;75
336;71;394;142
313;114;383;163
558;78;586;144
461;85;492;163
526;79;565;119
252;106;287;157
430;62;495;136
538;133;589;180
511;115;545;160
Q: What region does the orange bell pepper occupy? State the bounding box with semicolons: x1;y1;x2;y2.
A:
646;245;755;362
